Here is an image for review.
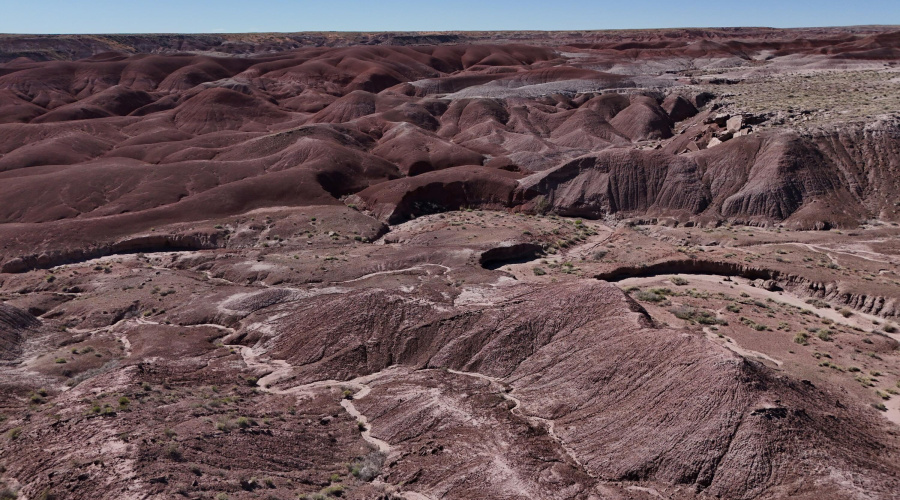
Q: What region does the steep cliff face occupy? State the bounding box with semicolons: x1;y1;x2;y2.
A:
595;258;900;317
348;165;523;223
698;132;865;228
0;303;39;361
808;119;900;221
0;230;226;273
517;148;710;217
518;123;900;228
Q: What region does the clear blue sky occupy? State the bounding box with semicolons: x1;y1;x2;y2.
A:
1;0;898;34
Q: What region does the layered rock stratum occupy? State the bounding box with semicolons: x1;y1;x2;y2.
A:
1;27;900;500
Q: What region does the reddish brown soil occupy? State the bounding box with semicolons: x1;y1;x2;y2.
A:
2;28;900;500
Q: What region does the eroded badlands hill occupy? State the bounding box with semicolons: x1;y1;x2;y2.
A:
2;28;900;500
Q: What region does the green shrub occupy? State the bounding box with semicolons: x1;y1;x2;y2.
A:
670;276;689;286
635;290;666;303
164;444;183;461
670;306;725;325
671;306;695;321
322;484;344;497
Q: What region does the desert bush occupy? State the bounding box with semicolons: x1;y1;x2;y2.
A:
671;306;694;320
669;276;689;286
348;451;385;482
164;444;183;461
670;306;726;325
635;290;666;303
36;489;56;500
322;484;344;497
805;298;831;309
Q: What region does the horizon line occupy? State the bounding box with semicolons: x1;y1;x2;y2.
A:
2;24;899;37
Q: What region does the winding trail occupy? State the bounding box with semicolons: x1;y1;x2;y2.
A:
445;369;595;480
332;263;452;285
224;345;443;499
786;241;900;266
702;326;783;367
224;344;400;478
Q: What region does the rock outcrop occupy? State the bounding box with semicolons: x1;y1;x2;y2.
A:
0;303;39;361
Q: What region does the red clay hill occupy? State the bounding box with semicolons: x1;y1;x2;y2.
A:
2;28;900;500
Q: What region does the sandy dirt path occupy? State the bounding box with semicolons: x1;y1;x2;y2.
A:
224;344;439;498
